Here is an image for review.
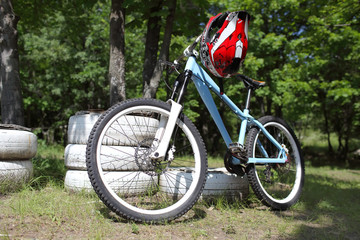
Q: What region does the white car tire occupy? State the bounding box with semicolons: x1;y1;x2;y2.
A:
0;130;37;160
65;144;141;171
160;167;249;199
0;160;33;184
67;113;159;146
67;113;101;144
64;170;158;193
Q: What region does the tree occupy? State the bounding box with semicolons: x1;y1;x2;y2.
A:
109;0;126;105
142;0;163;98
295;0;360;159
213;0;360;160
14;0;108;142
0;0;24;125
144;0;176;99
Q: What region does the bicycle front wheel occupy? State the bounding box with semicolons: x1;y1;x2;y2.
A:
246;116;304;210
86;98;207;223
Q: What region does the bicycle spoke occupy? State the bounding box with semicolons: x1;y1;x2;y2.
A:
87;99;206;221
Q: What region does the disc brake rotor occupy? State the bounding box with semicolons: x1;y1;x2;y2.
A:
134;138;170;176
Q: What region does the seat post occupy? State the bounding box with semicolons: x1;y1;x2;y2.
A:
245;87;252;110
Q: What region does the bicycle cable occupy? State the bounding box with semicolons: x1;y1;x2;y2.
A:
160;35;202;93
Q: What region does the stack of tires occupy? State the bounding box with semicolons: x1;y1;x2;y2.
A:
64;111;102;191
0;125;37;192
202;167;248;200
160;167;248;201
65;111;161;191
64;111;248;199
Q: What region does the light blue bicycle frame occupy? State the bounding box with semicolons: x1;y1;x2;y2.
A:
184;56;287;164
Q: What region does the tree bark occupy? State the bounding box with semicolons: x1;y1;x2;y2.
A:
0;0;24;125
142;0;162;98
322;100;334;153
109;0;126;106
143;0;176;99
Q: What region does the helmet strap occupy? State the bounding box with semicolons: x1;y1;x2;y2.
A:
217;77;225;95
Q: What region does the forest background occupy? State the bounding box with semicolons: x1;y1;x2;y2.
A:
1;0;359;166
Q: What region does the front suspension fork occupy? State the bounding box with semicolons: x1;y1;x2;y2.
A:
150;70;192;161
150;100;182;161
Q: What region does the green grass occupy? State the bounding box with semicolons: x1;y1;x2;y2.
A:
293;164;360;239
208;155;225;168
300;129;360;168
1;140;360;239
30;140;66;189
0;178;26;195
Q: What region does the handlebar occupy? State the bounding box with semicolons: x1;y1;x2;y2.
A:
158;35;201;92
159;35;201;74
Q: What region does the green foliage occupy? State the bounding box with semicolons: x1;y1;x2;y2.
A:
15;0;110;143
292;0;360;158
206;0;360;160
10;0;360;160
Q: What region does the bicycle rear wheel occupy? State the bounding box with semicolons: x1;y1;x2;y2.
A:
86;98;207;223
246;116;304;210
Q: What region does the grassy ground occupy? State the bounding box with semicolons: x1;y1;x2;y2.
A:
1;141;360;239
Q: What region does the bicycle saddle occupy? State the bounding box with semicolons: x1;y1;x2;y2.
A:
235;74;266;90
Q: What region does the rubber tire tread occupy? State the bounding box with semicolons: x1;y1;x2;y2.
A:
86;98;208;223
245;116;305;210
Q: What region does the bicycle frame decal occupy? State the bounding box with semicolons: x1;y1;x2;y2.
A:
185;56;286;164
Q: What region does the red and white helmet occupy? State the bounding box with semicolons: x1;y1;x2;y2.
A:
200;11;250;78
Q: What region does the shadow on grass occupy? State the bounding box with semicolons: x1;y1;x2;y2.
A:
97;204;207;225
96;193;209;224
275;170;360;239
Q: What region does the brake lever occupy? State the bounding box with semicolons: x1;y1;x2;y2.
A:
159;60;181;74
159;35;201;75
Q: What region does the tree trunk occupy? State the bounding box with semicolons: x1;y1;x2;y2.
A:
144;0;176;99
109;0;126;106
142;0;162;98
0;0;24;125
322;101;334;153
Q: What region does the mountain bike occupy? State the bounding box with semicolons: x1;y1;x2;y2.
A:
86;36;305;223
